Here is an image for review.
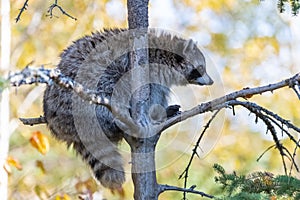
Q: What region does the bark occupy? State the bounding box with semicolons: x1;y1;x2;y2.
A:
127;0;160;199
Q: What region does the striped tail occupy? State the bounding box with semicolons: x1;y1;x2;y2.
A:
73;141;125;189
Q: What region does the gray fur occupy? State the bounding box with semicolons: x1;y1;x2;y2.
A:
43;28;213;189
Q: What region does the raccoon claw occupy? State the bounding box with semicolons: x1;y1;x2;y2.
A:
166;104;181;118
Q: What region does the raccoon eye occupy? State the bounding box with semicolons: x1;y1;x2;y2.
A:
174;54;184;63
188;68;201;80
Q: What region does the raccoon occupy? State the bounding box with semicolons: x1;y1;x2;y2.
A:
43;28;213;189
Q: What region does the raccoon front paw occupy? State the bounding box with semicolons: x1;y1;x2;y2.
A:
166;104;181;118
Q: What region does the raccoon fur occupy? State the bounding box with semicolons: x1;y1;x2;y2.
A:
43;28;213;189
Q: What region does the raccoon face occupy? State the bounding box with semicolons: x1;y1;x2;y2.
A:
181;39;214;86
186;65;214;86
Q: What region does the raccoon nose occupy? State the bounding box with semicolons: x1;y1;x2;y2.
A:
196;73;214;85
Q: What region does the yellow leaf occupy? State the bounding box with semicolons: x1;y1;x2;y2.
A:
75;178;98;194
6;156;22;170
36;160;46;174
56;194;71;200
30;131;50;155
110;187;125;198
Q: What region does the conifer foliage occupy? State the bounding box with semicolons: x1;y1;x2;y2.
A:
213;163;300;200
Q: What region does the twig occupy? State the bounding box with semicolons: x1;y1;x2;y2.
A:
47;0;77;20
159;73;300;132
227;100;300;174
228;101;300;148
257;144;276;162
15;0;29;23
179;110;221;200
292;85;300;100
289;139;300;176
158;184;213;199
9;67;111;110
19;116;46;126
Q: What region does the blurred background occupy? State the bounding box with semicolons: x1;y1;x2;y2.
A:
1;0;300;199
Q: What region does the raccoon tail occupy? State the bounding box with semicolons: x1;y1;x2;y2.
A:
73;141;125;189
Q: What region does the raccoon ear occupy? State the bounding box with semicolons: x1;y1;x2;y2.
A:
183;39;195;56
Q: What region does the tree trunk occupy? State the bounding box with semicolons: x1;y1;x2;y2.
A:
126;0;160;199
131;136;159;200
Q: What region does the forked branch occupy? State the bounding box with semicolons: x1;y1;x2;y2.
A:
180;100;300;199
15;0;76;22
47;0;77;20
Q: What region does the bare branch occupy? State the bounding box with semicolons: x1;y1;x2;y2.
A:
158;184;213;199
257;144;276;162
292;85;300;100
47;0;77;21
19;116;46;126
228;101;300;148
8;67;111;110
290;139;300;175
15;0;29;23
179;110;221;199
227;100;300;174
159;73;300;132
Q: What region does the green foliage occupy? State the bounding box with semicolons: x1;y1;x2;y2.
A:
0;76;8;92
274;175;300;197
277;0;300;15
213;164;300;199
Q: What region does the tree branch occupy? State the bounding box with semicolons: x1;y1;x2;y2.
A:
9;67;111;110
179;110;221;200
228;101;300;148
47;0;77;20
19;116;46;126
226;100;300;174
15;0;29;23
158;184;214;199
158;73;300;132
177;79;300;199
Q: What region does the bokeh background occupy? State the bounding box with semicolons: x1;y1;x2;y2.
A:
1;0;300;199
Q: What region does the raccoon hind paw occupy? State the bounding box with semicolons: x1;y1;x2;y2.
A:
95;167;125;189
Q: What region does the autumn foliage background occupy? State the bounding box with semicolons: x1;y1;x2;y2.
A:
2;0;300;199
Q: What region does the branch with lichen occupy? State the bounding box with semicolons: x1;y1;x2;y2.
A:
9;66;110;109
